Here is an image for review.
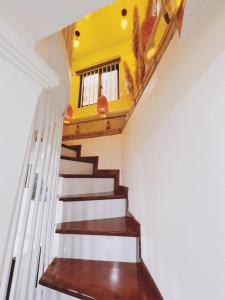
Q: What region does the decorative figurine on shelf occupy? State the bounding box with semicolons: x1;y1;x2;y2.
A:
97;95;108;118
106;120;111;132
75;125;80;137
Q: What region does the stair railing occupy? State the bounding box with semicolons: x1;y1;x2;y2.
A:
0;93;64;300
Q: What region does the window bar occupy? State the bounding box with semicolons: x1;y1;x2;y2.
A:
90;72;94;104
98;69;102;98
110;64;113;100
93;70;96;104
81;74;84;107
115;63;118;100
84;73;88;106
88;72;91;105
117;63;119;99
92;71;95;102
102;67;105;98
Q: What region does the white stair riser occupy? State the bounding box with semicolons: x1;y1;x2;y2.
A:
62;199;126;222
61;147;77;158
57;234;137;263
38;286;78;300
59;159;93;174
59;178;114;195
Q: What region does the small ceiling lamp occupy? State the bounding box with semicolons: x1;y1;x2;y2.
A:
121;8;128;30
73;30;80;48
97;95;108;118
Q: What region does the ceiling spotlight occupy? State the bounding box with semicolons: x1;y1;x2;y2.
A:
121;9;128;30
73;30;80;48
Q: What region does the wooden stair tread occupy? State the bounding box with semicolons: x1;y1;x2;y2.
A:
61;155;98;164
56;216;140;237
61;144;81;156
59;173;118;178
39;258;162;300
59;191;126;202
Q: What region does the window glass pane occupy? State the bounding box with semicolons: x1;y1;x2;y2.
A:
82;73;99;106
101;69;118;101
80;62;119;106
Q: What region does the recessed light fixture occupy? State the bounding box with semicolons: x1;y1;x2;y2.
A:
73;30;80;48
121;8;128;30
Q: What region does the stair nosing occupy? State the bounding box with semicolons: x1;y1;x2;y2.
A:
39;278;93;300
60;155;97;163
55;217;140;237
55;229;139;237
59;193;126;202
59;174;117;178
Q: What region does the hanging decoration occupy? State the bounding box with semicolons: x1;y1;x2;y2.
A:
66;104;73;119
141;0;157;54
97;95;108;118
133;6;140;89
176;0;186;36
161;0;171;24
123;61;135;99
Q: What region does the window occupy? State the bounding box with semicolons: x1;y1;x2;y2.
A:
78;58;120;107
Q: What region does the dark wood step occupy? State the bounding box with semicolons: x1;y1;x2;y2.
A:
61;155;98;165
61;144;81;157
56;216;140;237
59;170;119;179
39;258;163;300
59;191;126;202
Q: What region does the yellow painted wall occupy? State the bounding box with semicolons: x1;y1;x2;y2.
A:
70;41;135;119
69;0;149;120
69;0;182;120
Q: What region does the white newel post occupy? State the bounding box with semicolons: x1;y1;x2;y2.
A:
0;8;70;300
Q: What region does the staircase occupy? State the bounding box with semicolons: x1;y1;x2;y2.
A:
39;144;163;300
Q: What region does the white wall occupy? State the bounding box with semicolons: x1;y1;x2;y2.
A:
0;0;113;42
67;135;122;170
121;3;225;300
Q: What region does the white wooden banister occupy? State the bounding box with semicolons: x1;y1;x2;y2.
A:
0;19;70;300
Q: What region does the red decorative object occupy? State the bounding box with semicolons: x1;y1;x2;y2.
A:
66;104;73;119
141;15;157;53
97;95;108;118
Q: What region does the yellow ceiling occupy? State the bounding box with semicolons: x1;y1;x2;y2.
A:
72;0;148;62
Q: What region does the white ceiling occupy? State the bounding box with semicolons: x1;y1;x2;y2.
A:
0;0;114;41
182;0;225;38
